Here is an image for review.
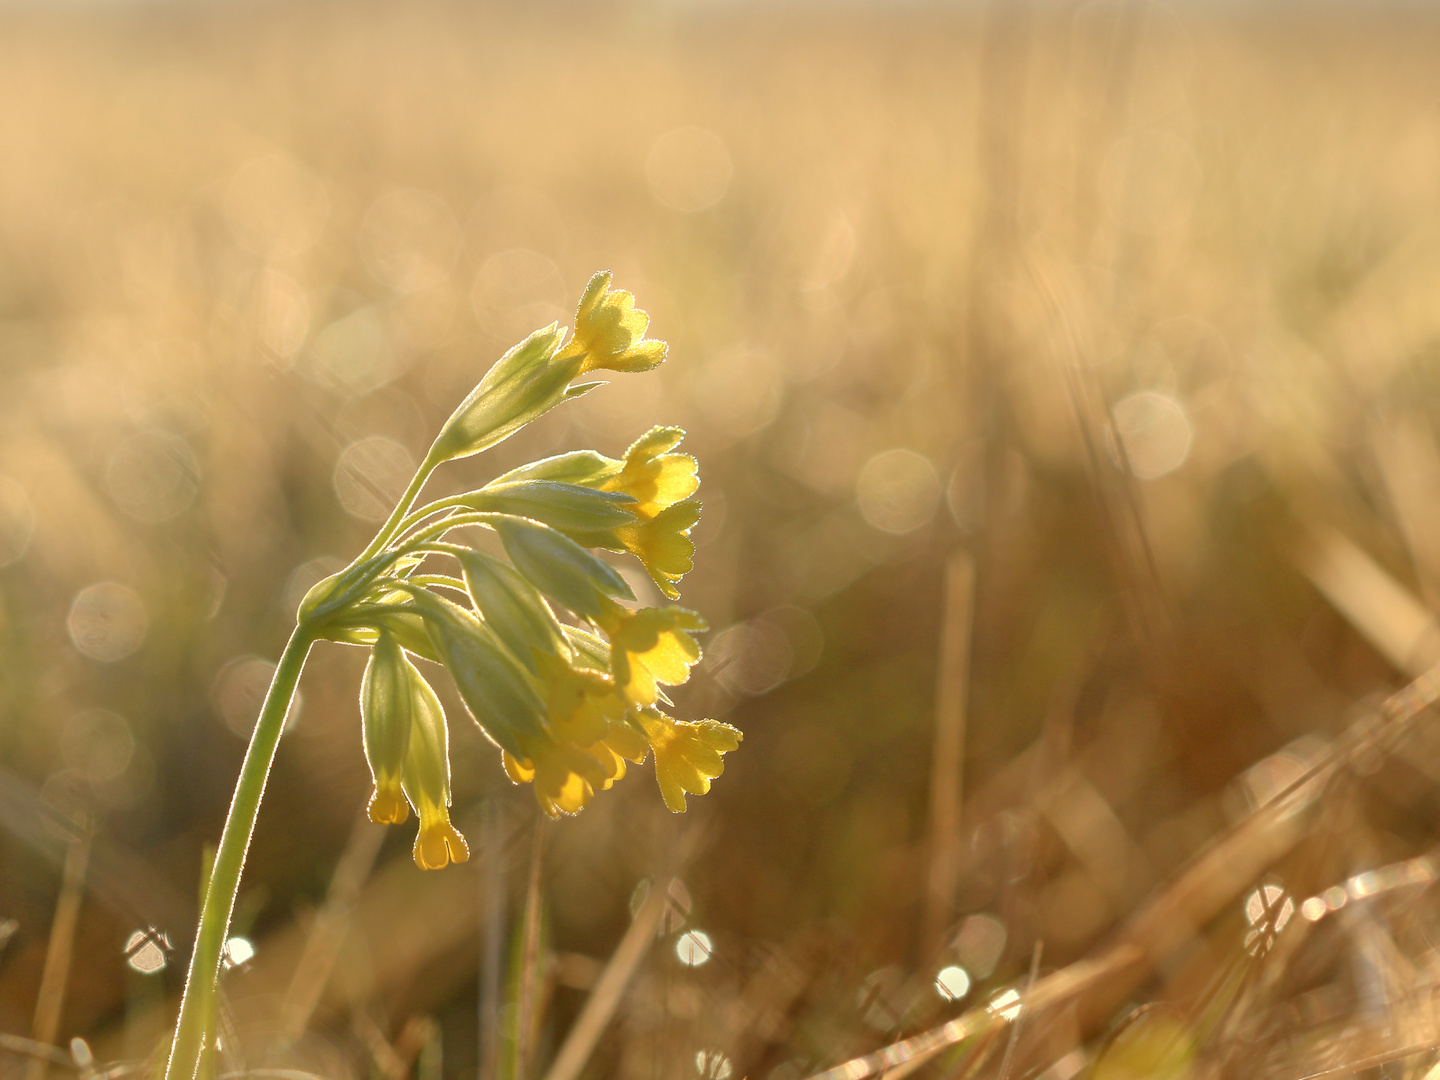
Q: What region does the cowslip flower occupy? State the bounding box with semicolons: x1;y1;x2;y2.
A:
164;271;738;1080
595;601;707;707
295;272;736;860
634;709;743;813
487;427;702;599
401;661;469;870
424;272;667;467
598;426;698;518
554;271;668;374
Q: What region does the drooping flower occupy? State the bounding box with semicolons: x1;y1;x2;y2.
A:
634;709;743;813
478;427;704;599
504;658;635;817
360;631;412;825
611;498;701;599
596;601;707;707
399;655;469;870
598;426;698;519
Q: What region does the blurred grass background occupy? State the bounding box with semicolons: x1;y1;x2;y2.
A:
6;2;1440;1078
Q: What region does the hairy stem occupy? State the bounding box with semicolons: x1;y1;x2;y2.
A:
351;459;437;568
164;626;315;1080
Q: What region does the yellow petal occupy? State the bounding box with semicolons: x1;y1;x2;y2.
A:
414;811;469;870
504;751;536;784
637;713;742;813
367;784;410;825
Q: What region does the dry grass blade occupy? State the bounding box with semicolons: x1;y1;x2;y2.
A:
276;808;388;1043
27;833;91;1080
0;1034;74;1068
997;943;1043;1080
923;550;977;957
807;652;1440;1080
514;818;548;1080
542;825;707;1080
539;876;674;1080
1295;521;1440;676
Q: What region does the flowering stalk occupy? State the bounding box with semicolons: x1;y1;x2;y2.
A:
162;272;740;1080
165;626;313;1080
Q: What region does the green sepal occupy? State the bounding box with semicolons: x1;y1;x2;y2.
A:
395;585;549;758
360;632;413;822
562;625;611;672
491;516;633;620
400;662;453;813
426;324;578;465
454;550;568;674
462;480;638;535
491;450;623;488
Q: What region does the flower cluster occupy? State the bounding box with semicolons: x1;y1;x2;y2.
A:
299;273;740;868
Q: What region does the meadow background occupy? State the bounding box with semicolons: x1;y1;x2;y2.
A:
4;2;1440;1078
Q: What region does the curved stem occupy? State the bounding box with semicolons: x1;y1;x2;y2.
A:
164;627;315;1080
351;457;438;568
408;574;470;594
393;494;472;538
402;512;502;548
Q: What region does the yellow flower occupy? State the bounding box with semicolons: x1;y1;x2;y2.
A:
597;602;706;707
503;743;612;818
400;657;470;870
557;271;668;374
635;710;743;813
599;426;698;519
503;660;633;817
414;811;470;872
360;632;412;825
613;498;701;600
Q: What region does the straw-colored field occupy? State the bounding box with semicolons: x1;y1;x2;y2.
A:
4;3;1440;1078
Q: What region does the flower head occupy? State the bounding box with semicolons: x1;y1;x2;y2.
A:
557;271;668;374
293;271;736;852
597;601;707;707
600;426;698;519
635;709;743;813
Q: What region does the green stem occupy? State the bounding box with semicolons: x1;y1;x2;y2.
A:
164;626;315;1080
351;457;438;568
392;494;471;538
